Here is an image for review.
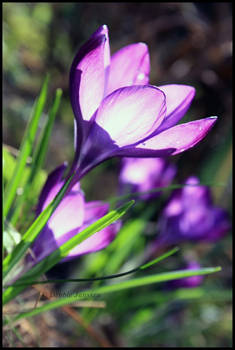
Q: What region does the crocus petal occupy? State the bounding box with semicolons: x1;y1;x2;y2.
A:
83;201;109;222
204;207;231;241
94;85;166;147
156;84;195;132
44;182;84;241
114;146;175;158
134;117;217;155
36;163;68;215
62;201;121;261
70;25;109;125
30;180;85;263
92;25;110;70
119;157;176;200
182;176;212;208
105;43;150;96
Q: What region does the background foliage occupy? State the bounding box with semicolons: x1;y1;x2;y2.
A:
3;2;232;347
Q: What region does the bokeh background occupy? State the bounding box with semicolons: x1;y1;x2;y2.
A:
3;2;232;347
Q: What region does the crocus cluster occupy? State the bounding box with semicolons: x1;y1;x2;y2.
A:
29;24;219;265
155;176;230;249
119;157;176;200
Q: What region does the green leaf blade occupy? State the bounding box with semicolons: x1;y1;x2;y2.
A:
10;88;63;226
3;75;49;219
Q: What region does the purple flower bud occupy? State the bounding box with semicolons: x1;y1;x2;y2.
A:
119;157;176;200
68;25;217;181
156;176;230;247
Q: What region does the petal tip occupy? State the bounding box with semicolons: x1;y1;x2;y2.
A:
137;42;148;49
206;116;218;126
98;24;109;39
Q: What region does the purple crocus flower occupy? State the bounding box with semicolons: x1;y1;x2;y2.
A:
27;164;120;265
166;261;204;289
68;24;217;182
119;157;176;200
155;176;230;248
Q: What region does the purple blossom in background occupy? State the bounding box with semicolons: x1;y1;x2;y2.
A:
68;24;217;181
155;176;230;249
119;157;176;200
167;261;204;289
27;164;120;266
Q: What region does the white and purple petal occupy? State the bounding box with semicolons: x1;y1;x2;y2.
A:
133;117;217;156
105;43;150;96
62;201;121;261
36;163;68;215
95;85;166;147
156;84;195;132
70;34;106;124
119;157;176;200
30;167;85;264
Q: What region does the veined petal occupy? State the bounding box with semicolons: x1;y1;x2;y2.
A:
95;85;166;147
83;201;109;222
157;84;196;132
40;181;84;241
134;117;217;155
119;157;176;200
62;201;121;261
105;43;150;96
36;163;68;215
30;178;85;264
70;26;109;124
92;25;110;70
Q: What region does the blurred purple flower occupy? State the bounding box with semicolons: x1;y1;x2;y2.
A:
119;157;176;200
167;261;204;289
27;164;120;265
68;24;217;181
156;176;230;248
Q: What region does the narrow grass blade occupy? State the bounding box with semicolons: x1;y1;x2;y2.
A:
3;75;49;219
140;247;179;270
3;173;74;279
3;200;134;304
3;146;18;187
95;267;221;294
10;88;63;226
6;246;179;287
3;146;46;196
4;266;221;323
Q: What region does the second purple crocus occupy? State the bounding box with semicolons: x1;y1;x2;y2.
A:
155;176;230;248
119;157;176;200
